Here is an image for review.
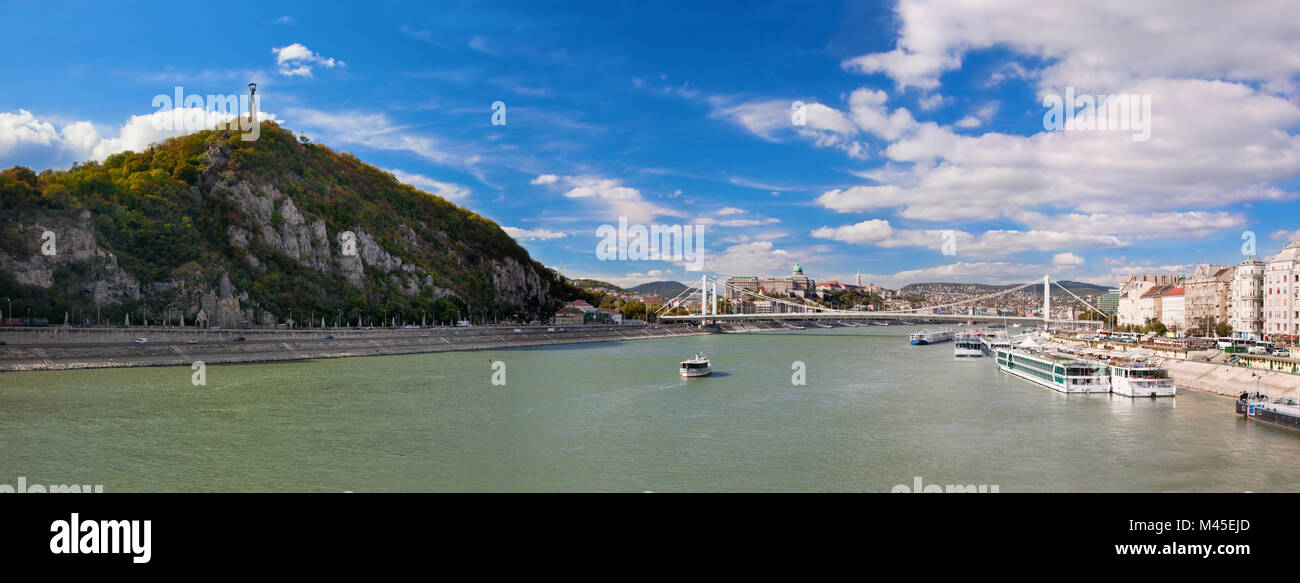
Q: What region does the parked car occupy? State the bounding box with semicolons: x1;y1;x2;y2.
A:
187;338;198;344
234;336;246;342
547;327;556;333
513;328;523;334
325;335;335;339
134;337;148;343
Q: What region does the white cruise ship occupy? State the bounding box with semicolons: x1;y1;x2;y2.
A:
953;334;984;358
995;342;1110;394
1106;358;1175;397
909;328;953;345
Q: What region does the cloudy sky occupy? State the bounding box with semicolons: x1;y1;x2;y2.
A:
1;0;1298;289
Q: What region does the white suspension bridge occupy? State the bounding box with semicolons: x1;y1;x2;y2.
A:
656;274;1105;329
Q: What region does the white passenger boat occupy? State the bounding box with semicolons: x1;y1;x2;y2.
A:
909;328;953;345
680;353;712;378
978;333;1011;357
995;341;1110;393
954;334;984;358
1106;358;1175;397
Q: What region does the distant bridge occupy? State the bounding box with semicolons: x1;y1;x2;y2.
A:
657;274;1105;328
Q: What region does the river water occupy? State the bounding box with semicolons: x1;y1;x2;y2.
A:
2;326;1297;492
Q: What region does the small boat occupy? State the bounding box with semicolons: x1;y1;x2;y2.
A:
680;353;712;378
1237;392;1300;432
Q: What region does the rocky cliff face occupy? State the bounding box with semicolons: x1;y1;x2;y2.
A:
0;123;564;326
0;209;141;307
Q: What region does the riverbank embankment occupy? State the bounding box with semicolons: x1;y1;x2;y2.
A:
0;323;783;372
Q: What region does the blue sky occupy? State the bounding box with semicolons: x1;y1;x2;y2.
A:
2;0;1298;289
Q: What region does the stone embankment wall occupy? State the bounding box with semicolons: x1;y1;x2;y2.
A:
0;324;771;372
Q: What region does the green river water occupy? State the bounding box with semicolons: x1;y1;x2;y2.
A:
2;327;1297;492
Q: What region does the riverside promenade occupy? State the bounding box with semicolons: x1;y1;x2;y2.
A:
0;323;773;372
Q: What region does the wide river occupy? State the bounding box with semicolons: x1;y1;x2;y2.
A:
2;326;1297;492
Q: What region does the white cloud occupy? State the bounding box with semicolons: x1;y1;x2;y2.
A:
716;206;745;216
694;217;780;228
847;89;918;141
502;226;567;241
816;185;908;213
1015;210;1246;240
468;36;493;54
531;174;682;223
810;219;894;243
954;103;998;128
1270;229;1300;242
0;110;58;153
841;48;960;92
1051;252;1086;267
709;97;869;158
812;219;1128;257
0;107;275;167
814;78;1300;222
386;168;470;201
272;43;344;78
864;261;1054;288
285;107;458;165
703;240;798;277
842;0;1300;93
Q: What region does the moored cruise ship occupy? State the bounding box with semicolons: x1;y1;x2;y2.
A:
995;344;1110;394
909;328;953;345
953;333;984;358
978;334;1011;357
1106;358;1176;397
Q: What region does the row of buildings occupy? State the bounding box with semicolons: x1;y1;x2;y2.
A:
553;299;627;326
722;265;894;314
1112;241;1300;342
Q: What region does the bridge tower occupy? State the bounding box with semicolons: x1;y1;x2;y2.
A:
1043;274;1050;330
700;274;708;319
711;281;718;317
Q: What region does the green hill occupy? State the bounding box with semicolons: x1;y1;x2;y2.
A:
571;278;625;292
0;121;570;327
628;280;690;298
